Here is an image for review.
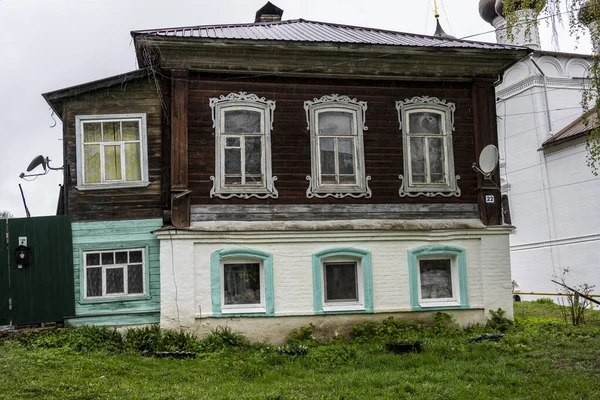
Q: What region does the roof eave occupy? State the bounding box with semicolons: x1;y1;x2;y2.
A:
133;36;530;80
42;69;149;120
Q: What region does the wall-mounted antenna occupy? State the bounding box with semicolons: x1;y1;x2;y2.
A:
19;155;63;179
472;144;500;181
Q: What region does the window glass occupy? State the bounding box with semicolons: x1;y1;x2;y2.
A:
419;259;453;299
129;250;143;263
102;122;120;142
121;121;140;141
106;268;125;294
428;138;445;183
410;138;426;183
245;136;262;178
224;110;261;133
83;122;102;143
128;264;144;294
409;112;442;134
318;111;354;135
86;267;102;297
115;251;128;264
124;143;142;181
223;263;261;305
324;262;358;302
84;145;101;184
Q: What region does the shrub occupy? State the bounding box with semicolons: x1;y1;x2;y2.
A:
285;324;315;344
199;326;247;352
534;298;556;305
486;308;514;333
125;325;162;352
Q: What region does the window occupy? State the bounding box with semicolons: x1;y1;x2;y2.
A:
395;96;460;197
304;94;371;198
312;248;373;314
83;249;145;299
209;92;278;199
407;245;469;310
210;248;274;316
75;114;148;190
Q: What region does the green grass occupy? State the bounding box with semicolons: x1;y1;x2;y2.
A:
1;303;599;399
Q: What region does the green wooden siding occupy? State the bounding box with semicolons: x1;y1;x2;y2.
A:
0;220;10;325
68;218;162;326
0;216;74;325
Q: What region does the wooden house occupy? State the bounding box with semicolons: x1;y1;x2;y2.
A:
43;3;529;340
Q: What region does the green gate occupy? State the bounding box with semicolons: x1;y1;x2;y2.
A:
0;216;74;326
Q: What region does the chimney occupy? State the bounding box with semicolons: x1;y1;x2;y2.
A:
255;2;284;23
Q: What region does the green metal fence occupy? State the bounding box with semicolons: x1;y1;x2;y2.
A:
0;216;74;326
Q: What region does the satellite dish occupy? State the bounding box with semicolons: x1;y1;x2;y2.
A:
479;145;499;175
26;155;47;172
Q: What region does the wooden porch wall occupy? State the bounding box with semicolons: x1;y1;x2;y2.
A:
188;73;480;207
62;79;164;222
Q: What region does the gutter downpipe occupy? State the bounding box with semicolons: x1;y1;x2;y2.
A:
530;56;553;135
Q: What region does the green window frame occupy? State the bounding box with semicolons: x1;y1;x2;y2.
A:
407;245;469;311
312;247;373;314
210;248;274;316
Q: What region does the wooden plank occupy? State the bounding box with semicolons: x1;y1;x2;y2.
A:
170;69;191;228
190;204;478;222
472;81;502;226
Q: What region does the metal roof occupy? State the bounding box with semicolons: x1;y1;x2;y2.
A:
542;109;597;148
132;19;521;50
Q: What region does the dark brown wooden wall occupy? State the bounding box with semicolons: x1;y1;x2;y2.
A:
62;78;164;222
188;73;479;206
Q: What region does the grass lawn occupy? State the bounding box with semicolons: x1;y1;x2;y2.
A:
1;302;599;400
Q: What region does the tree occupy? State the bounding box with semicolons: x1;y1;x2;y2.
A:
0;210;13;219
501;0;600;174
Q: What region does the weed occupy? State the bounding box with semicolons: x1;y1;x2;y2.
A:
285;324;315;344
199;326;247;352
487;308;514;333
534;298;555;305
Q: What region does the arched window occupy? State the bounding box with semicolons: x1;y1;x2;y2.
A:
210;248;274;316
209;92;278;199
396;96;460;197
312;247;373;314
407;245;469;310
304;94;371;198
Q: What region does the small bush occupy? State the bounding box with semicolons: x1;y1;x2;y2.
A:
285;324;315;344
351;317;425;342
433;312;460;336
535;298;556;305
12;326;125;353
199;326;247;352
125;325;162;352
309;344;357;367
487;308;514;333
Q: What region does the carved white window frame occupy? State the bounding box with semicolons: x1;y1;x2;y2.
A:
395;96;460;198
304;94;371;199
209;92;278;199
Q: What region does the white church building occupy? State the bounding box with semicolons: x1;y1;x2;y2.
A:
479;0;600;298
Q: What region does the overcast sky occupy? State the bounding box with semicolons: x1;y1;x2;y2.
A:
0;0;592;218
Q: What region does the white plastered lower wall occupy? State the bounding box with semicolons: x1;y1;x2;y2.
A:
157;219;513;342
